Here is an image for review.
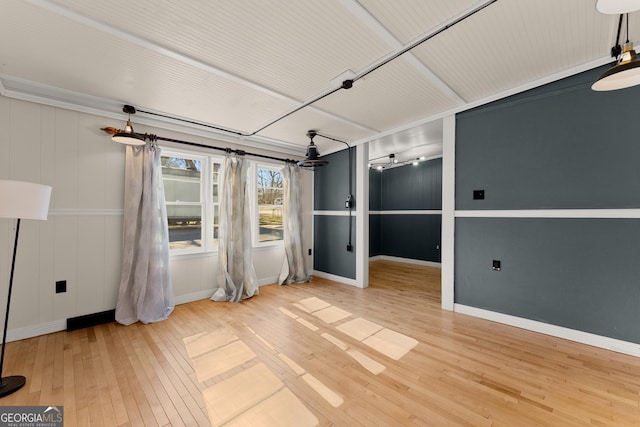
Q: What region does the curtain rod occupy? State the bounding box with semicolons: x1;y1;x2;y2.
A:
150;134;298;164
101;127;298;164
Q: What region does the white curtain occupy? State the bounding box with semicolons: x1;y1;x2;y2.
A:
211;155;259;302
116;143;174;325
279;164;310;285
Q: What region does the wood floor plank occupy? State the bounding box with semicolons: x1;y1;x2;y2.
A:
1;259;640;425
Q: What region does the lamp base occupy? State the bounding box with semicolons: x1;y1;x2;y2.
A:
0;375;25;398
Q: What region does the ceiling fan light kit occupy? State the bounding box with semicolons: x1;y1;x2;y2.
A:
297;130;329;170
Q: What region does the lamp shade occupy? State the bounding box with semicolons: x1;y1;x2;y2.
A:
112;132;146;146
592;45;640;90
0;180;52;220
596;0;640;13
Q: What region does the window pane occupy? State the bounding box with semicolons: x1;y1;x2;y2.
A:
162;155;203;250
212;162;220;203
162;156;201;203
167;205;202;250
213;204;219;245
257;168;283;242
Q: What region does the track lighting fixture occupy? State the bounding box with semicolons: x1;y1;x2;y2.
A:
297;130;329;170
112;105;146;145
592;14;640;91
369;153;397;171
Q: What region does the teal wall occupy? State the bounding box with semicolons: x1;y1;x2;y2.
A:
455;65;640;344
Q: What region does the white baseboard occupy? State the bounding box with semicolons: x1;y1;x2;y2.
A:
174;290;215;305
370;255;442;268
7;320;67;343
312;270;359;287
8;280;281;342
258;276;279;286
454;304;640;358
174;277;278;305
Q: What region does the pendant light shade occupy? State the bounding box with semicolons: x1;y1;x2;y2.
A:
592;41;640;91
112;106;147;145
596;0;640;14
297;130;329;170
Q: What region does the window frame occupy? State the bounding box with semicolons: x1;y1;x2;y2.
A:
161;147;224;255
161;147;285;256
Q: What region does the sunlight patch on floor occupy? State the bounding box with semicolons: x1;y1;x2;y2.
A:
312;306;352;324
183;314;348;426
184;330;238;359
225;388;319;427
295;297;331;313
302;374;344;408
337;318;384;341
346;349;386;375
192;340;256;383
203;363;283;426
363;328;419;360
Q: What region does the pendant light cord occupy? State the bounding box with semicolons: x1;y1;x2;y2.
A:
315;133;353;251
626;13;630;44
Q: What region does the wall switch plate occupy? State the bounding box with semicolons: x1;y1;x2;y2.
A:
56;280;67;293
473;190;485;200
492;260;501;271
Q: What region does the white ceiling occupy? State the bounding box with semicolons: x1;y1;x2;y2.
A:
0;0;631;159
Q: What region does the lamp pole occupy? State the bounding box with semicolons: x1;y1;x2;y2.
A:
0;218;26;397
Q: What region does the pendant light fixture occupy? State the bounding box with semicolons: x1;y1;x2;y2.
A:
297;130;329;170
592;13;640;91
112;105;146;145
596;0;640;14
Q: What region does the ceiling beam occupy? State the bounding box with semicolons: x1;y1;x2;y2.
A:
28;0;376;134
340;0;468;105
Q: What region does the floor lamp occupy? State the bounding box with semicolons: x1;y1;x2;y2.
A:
0;180;51;398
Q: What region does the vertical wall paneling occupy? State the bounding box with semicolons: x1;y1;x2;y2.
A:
52;216;78;321
313;148;358;282
77;216;107;315
103;215;122;308
54;108;79;209
0;95;308;340
313;215;356;279
369;156;443;264
454;65;640;345
455;217;640;344
369;169;381;257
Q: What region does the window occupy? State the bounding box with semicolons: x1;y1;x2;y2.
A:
161;149;284;254
161;150;222;253
256;166;284;243
162;154;203;251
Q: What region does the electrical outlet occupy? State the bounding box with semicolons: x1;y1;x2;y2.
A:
56;280;67;293
346;243;353;252
308;248;312;256
473;190;485;200
492;260;501;271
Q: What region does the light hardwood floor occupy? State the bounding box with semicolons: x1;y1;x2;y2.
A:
2;259;640;426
